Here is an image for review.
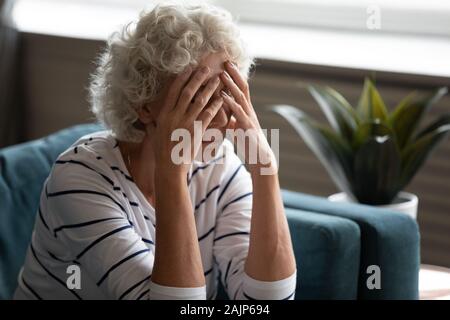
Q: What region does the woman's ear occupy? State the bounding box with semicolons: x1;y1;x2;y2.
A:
136;104;155;125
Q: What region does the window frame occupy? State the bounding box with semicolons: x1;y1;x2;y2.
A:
212;0;450;37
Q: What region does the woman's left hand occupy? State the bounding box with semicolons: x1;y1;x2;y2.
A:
220;61;277;175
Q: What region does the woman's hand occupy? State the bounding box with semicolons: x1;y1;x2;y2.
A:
151;66;224;174
220;61;277;175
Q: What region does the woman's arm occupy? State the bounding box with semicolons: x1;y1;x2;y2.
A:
245;172;296;281
151;168;205;287
220;61;296;282
149;66;225;289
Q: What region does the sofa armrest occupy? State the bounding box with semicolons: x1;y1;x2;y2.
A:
282;189;420;300
285;208;361;299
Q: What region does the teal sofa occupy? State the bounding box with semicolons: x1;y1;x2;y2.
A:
0;124;420;300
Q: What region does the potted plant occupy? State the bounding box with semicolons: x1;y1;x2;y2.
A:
272;77;450;219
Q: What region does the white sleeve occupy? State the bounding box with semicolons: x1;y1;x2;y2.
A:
213;154;297;300
149;281;206;300
47;156;206;300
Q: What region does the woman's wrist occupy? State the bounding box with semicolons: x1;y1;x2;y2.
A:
155;164;187;182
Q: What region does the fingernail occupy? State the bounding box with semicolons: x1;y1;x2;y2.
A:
221;90;229;98
228;61;236;68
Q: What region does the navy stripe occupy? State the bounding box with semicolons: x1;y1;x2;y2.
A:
198;226;215;241
30;244;82;300
214;231;250;242
217;165;243;204
54;161;138;210
46;189;127;215
194;185;220;210
282;291;295;300
243;291;256;300
53;217;124;237
142;238;154;245
22;276;42;300
76;225;133;259
204;267;213;276
97;249;150;286
55;159;114;186
188;154;225;185
244;290;295;300
221;192;253;212
136;289;149;300
46;250;77;264
110;166;134;182
223;260;232;289
38;206;49;231
119;275;151;300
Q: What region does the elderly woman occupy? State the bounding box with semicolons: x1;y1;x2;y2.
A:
14;3;296;300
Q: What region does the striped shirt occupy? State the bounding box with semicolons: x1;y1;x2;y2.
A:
14;130;297;300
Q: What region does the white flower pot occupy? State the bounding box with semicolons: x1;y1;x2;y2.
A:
328;191;419;220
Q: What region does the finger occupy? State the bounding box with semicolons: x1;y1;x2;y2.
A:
226;116;236;130
163;66;193;113
225;61;250;100
176;66;211;114
197;97;224;131
220;71;250;114
187;76;220;121
221;90;247;121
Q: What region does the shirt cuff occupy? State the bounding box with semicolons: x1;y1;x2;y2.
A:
149;279;207;300
242;270;297;300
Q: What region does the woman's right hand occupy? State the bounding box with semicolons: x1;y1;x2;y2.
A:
150;66;224;174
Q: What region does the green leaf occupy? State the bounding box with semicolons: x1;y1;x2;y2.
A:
308;85;359;143
271;104;354;196
389;87;448;149
352;119;394;150
357;78;389;122
415;114;450;140
400;123;450;190
353;135;402;205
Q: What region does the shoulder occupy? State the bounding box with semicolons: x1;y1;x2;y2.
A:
47;130;118;192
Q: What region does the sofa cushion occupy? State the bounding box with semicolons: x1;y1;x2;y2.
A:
285;208;360;299
0;123;103;299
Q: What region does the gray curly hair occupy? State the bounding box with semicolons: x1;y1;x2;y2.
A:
89;3;254;142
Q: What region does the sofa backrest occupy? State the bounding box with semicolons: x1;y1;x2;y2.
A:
0;123;103;299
